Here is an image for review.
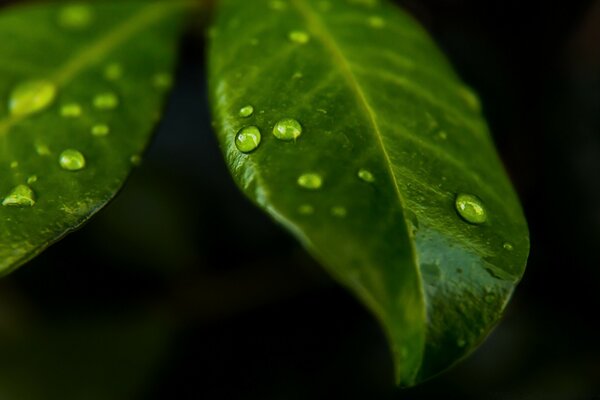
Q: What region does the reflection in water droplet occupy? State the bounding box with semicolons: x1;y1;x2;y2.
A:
58;4;93;30
2;184;35;207
60;103;82;118
273;118;302;141
288;30;310;44
239;105;254;118
27;175;38;184
153;73;173;90
368;16;385;28
298;204;314;215
331;206;347;218
91;124;110;136
104;63;123;80
9;80;57;116
503;242;514;251
93;92;119;110
357;168;375;183
130;155;142;166
297;173;322;190
455;193;487;224
235;126;261;153
59;149;86;171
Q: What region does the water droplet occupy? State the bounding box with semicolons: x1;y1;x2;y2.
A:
239;105;254;118
130;155;142;166
10;161;18;169
60;103;82;118
297;173;323;190
273;118;302;141
27;175;38;184
298;204;314;215
317;108;327;114
153;73;173;90
455;193;487;224
91;124;110;136
35;144;51;156
357;168;375;183
8;80;57;117
292;72;303;80
503;242;514;251
59;149;86;171
368;16;385;28
93;92;119;110
104;63;123;81
2;184;35;207
331;206;347;218
235;126;261;153
457;338;467;348
288;30;310;44
58;4;93;30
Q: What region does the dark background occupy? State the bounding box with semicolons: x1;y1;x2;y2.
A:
0;0;598;399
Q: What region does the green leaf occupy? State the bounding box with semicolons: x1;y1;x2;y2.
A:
0;1;191;275
208;0;529;386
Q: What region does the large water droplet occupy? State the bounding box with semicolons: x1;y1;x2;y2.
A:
235;126;261;153
2;184;35;207
35;144;51;156
9;80;57;117
455;193;487;224
58;4;93;30
273;118;302;141
288;30;310;44
357;168;375;183
297;173;322;190
93;92;119;110
104;63;123;81
239;105;254;118
91;124;110;136
60;103;82;118
59;149;86;171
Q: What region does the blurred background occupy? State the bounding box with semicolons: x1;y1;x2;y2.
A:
0;0;599;398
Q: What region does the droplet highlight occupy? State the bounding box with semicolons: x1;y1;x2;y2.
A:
235;126;261;153
91;124;110;136
273;118;302;141
93;92;119;110
239;105;254;118
288;30;310;44
503;242;514;251
59;149;86;171
2;185;35;207
455;193;487;225
9;80;57;117
297;173;322;190
60;103;82;118
358;168;375;183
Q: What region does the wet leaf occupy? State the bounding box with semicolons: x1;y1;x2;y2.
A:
0;1;191;275
209;0;529;386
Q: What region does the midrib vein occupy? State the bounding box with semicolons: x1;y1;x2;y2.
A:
0;2;181;136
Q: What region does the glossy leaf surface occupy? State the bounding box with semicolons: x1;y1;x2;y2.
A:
209;0;529;386
0;1;188;275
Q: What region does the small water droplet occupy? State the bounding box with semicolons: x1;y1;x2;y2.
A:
60;103;82;118
298;204;315;215
269;0;286;10
331;206;347;218
357;168;375;183
239;105;254;118
2;184;35;207
58;4;93;30
27;175;38;184
503;242;514;251
235;126;261;153
288;30;310;44
130;155;142;166
59;149;86;171
10;161;18;169
368;16;385;28
455;193;487;224
457;338;467;348
91;124;110;136
35;144;51;156
104;63;123;80
316;108;327;114
93;92;119;110
273;118;302;141
153;73;173;90
297;173;323;190
8;80;57;117
437;131;448;140
292;72;304;80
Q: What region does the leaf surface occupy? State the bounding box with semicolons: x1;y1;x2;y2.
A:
209;0;529;385
0;1;190;275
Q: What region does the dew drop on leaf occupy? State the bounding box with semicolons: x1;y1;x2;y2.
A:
288;30;310;44
93;92;119;110
455;193;487;224
104;63;123;81
59;149;86;171
91;124;110;136
27;175;38;184
503;242;514;251
60;103;82;118
8;80;57;117
2;184;36;207
273;118;302;141
58;4;93;30
235;126;261;153
239;105;254;118
297;173;323;190
357;168;375;183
